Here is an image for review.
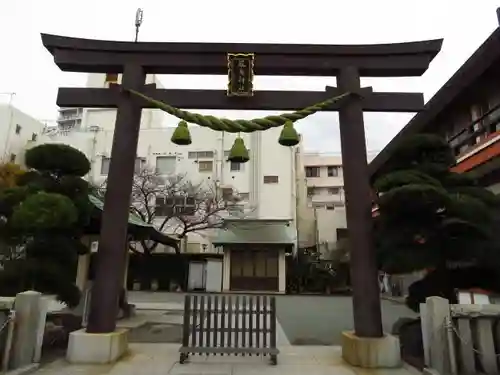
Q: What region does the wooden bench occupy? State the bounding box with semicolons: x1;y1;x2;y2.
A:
179;293;279;365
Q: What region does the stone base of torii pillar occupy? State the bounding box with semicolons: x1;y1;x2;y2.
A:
341;331;401;368
67;238;131;364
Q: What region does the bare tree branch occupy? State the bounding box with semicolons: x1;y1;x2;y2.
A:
99;167;255;256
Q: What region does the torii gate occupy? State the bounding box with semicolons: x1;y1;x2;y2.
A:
41;34;441;363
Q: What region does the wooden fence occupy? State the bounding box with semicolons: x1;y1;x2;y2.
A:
421;296;500;374
179;293;279;365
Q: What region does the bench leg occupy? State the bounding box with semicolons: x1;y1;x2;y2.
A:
270;355;278;365
180;353;188;364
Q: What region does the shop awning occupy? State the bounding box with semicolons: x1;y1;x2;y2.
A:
212;219;295;247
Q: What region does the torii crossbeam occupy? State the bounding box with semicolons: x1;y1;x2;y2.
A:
41;34;442;340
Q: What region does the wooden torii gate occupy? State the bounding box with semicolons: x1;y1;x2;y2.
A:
41;34;442;338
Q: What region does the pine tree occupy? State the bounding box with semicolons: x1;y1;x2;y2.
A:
373;134;500;311
0;144;92;307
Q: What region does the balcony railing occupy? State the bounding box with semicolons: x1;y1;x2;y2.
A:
447;102;500;158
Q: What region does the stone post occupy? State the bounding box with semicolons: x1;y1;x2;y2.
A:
75;253;91;292
420;302;430;367
11;291;42;369
33;297;49;363
425;296;451;374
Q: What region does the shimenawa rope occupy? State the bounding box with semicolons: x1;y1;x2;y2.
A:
127;89;357;133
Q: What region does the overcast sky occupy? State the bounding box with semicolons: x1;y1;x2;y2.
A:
0;1;499;153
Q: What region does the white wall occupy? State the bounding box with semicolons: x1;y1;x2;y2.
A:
32;123;297;252
314;207;348;258
82;73;165;131
35;126;295;217
0;104;45;165
303;153;345;206
296;153;352;257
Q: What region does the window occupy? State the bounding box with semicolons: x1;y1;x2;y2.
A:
230;161;244;171
101;157;110;175
224;149;250;159
307;187;315;196
305;166;320;178
198;161;213;172
155;156;176;175
9;154;16;162
188;151;214;159
328;187;341;195
101;157;144;175
263;175;279;184
15;125;21;135
31;133;37;141
155;196;196;217
327;166;339;177
105;73;118;84
337;228;348;240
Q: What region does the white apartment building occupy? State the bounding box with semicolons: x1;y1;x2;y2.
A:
54;73;164;133
36;125;297;223
303;153;345;209
29;73;299;293
298;151;378;258
0;104;45;165
57;107;83;130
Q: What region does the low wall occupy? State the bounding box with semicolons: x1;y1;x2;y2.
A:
421;296;500;374
0;291;48;372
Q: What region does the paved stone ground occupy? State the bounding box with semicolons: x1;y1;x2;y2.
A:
124;299;290;346
35;343;416;375
128;292;417;345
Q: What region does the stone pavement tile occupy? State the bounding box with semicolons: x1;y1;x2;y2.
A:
233;364;356;375
34;344;180;375
170;363;232;375
277;345;344;365
35;359;112;375
33;344;415;375
203;355;267;364
348;368;415;375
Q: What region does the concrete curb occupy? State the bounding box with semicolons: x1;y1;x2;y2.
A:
381;295;406;304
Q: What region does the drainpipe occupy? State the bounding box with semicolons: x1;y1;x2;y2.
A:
291;147;299;247
220;131;225;185
88;129;98;184
313;207;319;253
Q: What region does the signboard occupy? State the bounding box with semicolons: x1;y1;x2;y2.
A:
227;53;254;97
